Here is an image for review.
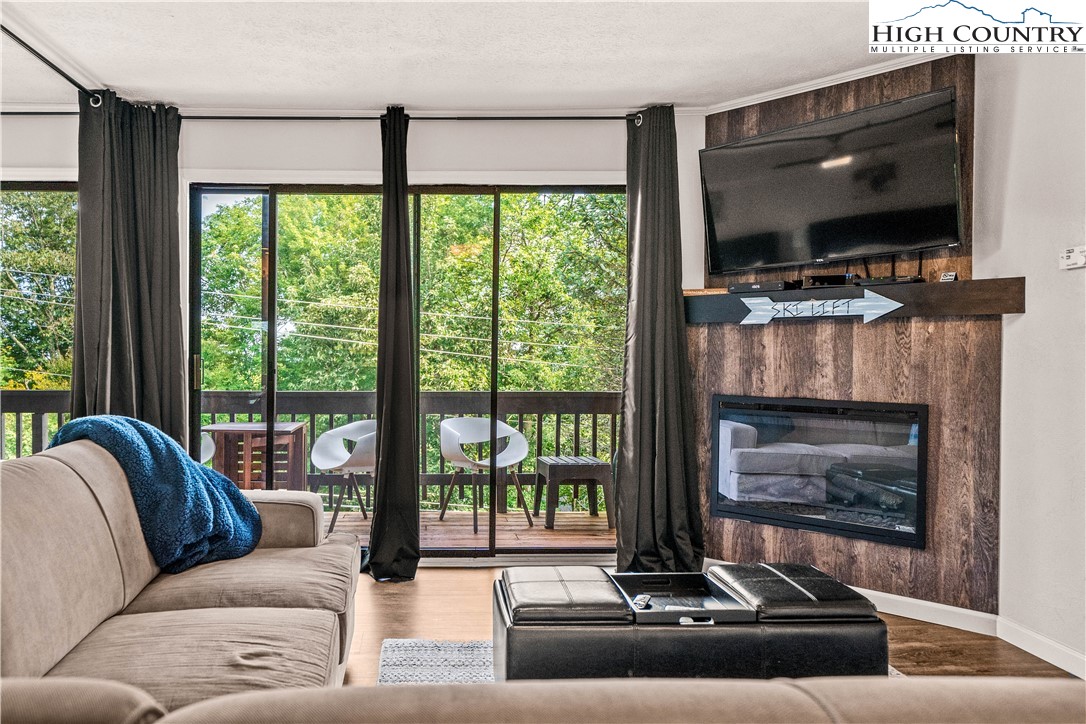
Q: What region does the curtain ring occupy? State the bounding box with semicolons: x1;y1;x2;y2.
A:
634;113;643;127
89;93;103;108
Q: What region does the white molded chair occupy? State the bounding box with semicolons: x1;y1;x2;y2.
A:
310;419;376;531
199;432;216;465
439;417;533;533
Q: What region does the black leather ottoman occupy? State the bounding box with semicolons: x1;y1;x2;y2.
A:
492;564;888;680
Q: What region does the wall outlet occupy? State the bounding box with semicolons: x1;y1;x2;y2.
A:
1058;245;1086;270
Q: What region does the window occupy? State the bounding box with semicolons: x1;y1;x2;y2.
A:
192;184;626;553
0;184;78;390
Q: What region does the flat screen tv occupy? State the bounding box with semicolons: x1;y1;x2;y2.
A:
701;88;961;275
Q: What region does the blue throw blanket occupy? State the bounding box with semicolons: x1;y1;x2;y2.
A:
50;415;261;573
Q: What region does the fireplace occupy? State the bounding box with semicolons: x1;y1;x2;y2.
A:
710;395;927;548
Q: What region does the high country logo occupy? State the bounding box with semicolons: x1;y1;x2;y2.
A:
869;0;1084;53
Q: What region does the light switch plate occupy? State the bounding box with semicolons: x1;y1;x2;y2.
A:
1059;245;1086;270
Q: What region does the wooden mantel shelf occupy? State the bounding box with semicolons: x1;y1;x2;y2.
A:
684;277;1025;325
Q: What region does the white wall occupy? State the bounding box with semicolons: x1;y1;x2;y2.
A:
973;55;1086;676
0;113;628;185
0;115;78;180
179;116;626;186
676;112;707;289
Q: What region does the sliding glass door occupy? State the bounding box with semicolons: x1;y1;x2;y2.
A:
190;187;274;485
192;185;385;507
418;192;495;553
495;190;626;552
191;183;625;556
275;191;383;521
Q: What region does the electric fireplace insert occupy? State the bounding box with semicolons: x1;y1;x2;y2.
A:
710;395;927;548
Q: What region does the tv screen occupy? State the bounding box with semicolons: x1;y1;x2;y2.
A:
701;88;961;275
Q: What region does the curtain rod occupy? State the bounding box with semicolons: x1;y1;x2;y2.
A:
3;111;633;121
1;111;629;121
186;114;630;121
1;25;102;107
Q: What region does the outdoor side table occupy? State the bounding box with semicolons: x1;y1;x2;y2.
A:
203;421;307;491
533;455;615;529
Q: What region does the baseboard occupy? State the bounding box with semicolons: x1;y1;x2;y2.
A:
851;586;999;636
997;617;1086;679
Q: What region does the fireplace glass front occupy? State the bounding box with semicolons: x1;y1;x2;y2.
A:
710;395;927;548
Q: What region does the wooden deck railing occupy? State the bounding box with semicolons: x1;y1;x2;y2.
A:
0;390;71;458
2;389;620;511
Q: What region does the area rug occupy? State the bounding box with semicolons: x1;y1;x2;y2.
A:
376;638;904;684
377;639;494;685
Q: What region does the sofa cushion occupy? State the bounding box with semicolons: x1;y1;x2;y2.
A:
47;607;338;712
40;440;160;605
158;678;835;724
0;676;166;724
122;532;359;662
729;443;846;476
817;443;919;471
0;453;126;677
792;676;1086;724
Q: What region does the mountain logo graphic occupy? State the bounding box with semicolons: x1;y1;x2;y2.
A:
884;0;1077;25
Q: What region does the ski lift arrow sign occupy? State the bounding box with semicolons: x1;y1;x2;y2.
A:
740;289;904;325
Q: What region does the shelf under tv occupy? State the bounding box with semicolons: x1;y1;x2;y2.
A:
684;277;1025;325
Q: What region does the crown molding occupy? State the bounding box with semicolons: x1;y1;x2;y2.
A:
1;6;102;92
3;53;949;124
703;54;953;116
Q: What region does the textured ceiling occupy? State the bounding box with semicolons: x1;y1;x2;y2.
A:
2;2;880;112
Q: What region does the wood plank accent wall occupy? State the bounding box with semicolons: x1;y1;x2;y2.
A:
693;56;999;613
705;55;975;287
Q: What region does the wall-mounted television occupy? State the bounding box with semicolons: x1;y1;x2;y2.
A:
700;88;961;275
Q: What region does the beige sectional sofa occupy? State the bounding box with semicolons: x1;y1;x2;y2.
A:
3;441;1084;724
3;673;1084;723
1;440;360;712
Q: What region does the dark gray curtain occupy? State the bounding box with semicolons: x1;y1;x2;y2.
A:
367;106;421;581
73;90;186;444
615;105;704;573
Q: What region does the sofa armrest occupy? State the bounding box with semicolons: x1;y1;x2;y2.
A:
243;490;325;548
0;677;165;724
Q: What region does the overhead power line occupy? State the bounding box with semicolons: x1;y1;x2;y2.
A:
206;319;616;371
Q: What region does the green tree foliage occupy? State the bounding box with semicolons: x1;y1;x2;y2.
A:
276;194;383;391
199;191;626;395
499;192;625;392
0;190;78;390
199;195;264;391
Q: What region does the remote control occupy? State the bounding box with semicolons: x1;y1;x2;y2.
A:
632;594;652;610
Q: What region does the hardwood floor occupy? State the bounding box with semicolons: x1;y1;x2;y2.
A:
334;510;616;551
344;567;1073;686
346;568;500;685
884;613;1073;678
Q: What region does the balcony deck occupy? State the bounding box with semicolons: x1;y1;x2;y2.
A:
335;509;616;551
2;388;621;553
